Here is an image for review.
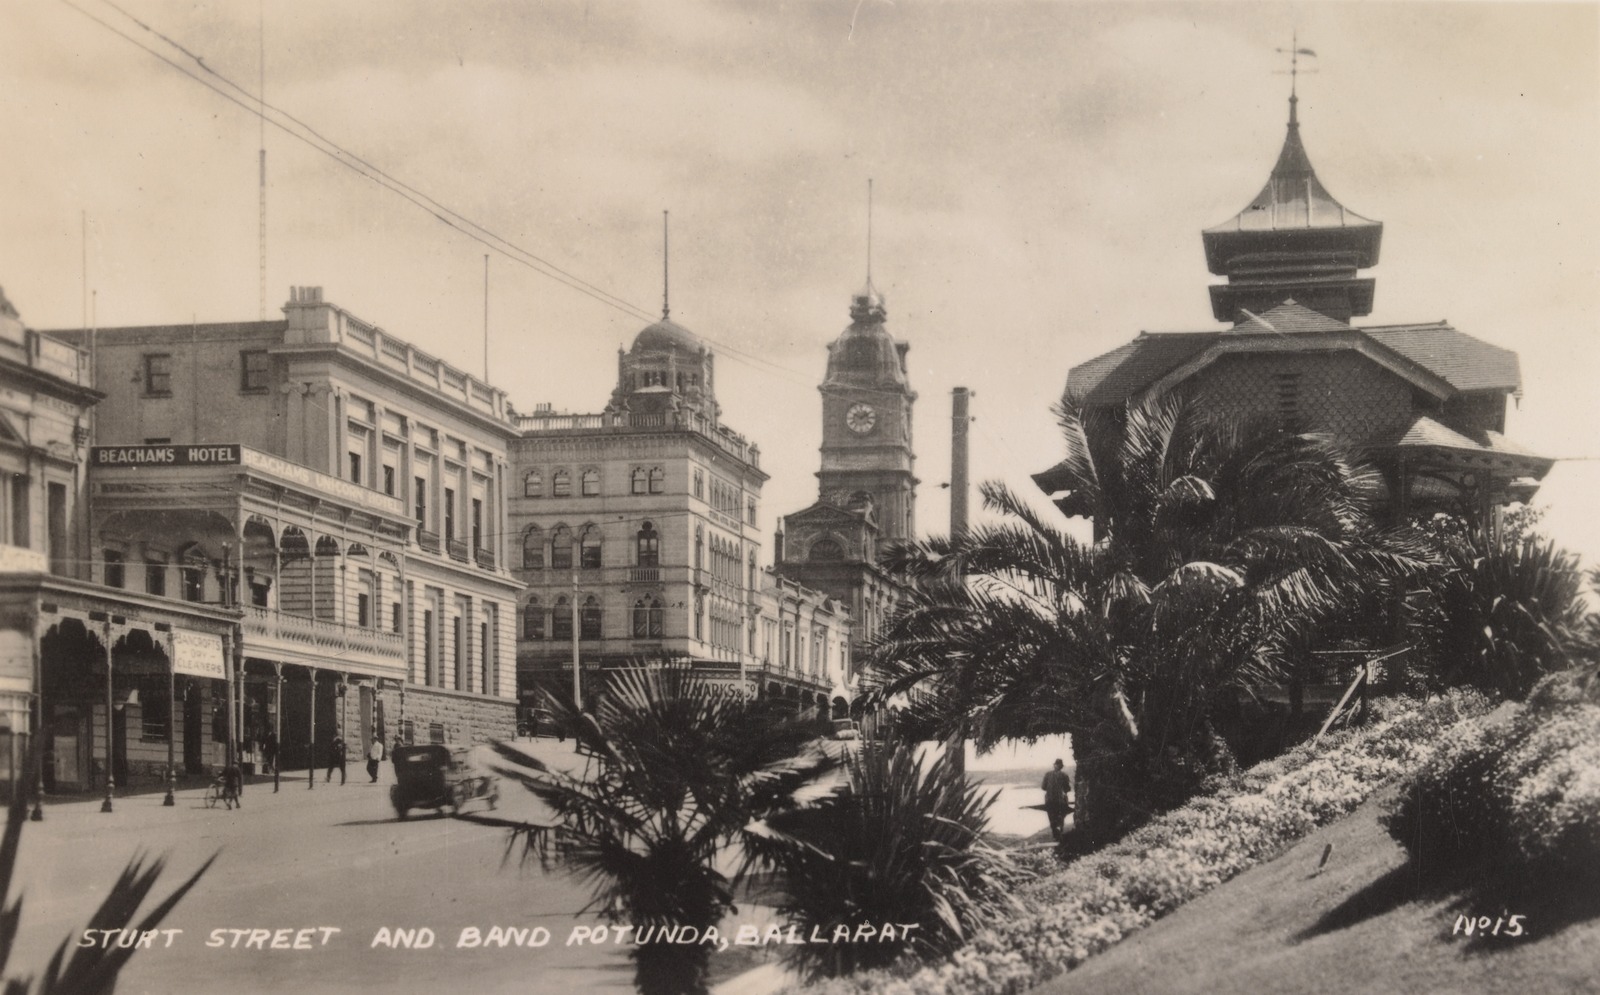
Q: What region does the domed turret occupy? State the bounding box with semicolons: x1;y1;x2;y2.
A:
609;315;719;420
825;280;908;389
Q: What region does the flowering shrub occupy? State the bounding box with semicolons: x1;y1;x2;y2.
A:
1386;667;1600;892
782;689;1491;995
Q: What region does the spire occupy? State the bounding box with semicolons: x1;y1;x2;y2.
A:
661;209;670;320
1201;41;1383;324
851;179;886;323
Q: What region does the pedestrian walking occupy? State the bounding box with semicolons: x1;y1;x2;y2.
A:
1041;758;1073;840
366;737;385;782
326;735;347;785
261;729;278;774
221;762;243;810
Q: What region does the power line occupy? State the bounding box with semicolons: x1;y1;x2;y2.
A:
62;0;926;395
63;0;657;324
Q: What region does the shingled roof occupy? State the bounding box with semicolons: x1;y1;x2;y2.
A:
1363;322;1521;394
1066;316;1521;407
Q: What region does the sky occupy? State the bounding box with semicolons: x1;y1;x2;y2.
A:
3;1;1597;563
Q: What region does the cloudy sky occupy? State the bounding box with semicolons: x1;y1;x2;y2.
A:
3;1;1597;560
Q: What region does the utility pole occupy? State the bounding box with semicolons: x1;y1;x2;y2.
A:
571;533;582;708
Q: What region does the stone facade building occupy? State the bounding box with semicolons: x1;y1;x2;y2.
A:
509;305;856;715
50;287;521;780
774;278;918;675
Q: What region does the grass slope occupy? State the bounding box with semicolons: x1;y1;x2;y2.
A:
1035;785;1600;995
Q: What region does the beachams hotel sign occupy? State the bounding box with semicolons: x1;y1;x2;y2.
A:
91;444;242;467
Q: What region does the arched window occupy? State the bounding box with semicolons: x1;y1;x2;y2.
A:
552;595;572;640
648;467;664;494
749;551;758;593
581;468;600;497
523;470;543;498
631;468;647;495
580;525;602;569
552;469;571;498
809;538;843;562
694;524;704;571
693;470;704;500
580;595;602;640
694;591;704;640
521;525;544;570
632;599;649;638
550;524;572;570
636;522;659;567
523;598;544;640
648;597;663;638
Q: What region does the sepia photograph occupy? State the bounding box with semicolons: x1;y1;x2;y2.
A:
1;2;1597;993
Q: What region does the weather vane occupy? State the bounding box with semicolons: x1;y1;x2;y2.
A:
1276;33;1318;98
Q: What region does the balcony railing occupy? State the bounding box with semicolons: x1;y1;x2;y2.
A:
513;409;760;469
240;605;404;660
474;547;496;570
629;567;660;583
447;537;470;562
416;529;440;554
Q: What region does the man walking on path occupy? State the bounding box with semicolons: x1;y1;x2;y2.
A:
366;737;385;782
1042;758;1073;839
326;735;347;785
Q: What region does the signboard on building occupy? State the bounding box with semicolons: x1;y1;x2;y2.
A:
172;630;227;680
90;444;241;468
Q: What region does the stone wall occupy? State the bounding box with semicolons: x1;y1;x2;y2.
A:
379;683;515;748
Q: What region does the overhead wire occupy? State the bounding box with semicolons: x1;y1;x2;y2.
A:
63;0;864;392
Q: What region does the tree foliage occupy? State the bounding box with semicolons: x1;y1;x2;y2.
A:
864;393;1430;839
492;665;834;995
740;741;1025;980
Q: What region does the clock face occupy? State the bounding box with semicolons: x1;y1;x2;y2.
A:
846;403;877;435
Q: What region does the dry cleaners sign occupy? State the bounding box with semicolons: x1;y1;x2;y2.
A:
91;444;241;467
172;631;227;680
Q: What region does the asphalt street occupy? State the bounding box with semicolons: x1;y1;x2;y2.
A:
7;740;642;995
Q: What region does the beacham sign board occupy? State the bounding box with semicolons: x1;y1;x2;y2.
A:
91;444;241;468
171;630;227;680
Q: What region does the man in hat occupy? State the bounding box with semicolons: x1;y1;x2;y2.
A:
1041;758;1073;839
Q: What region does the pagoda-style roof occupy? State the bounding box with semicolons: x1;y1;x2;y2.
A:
1065;311;1522;407
1203;95;1383;274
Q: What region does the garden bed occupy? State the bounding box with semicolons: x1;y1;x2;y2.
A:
783;689;1494;995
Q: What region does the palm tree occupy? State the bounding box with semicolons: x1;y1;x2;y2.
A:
1410;529;1589;698
865;392;1431;842
492;664;833;995
740;739;1024;980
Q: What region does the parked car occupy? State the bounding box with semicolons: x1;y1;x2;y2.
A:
831;718;860;741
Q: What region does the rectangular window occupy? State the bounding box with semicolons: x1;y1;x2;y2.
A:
140;676;170;740
423;609;435;685
472;498;483;549
358;593;371;628
383;465;396;497
402;720;415;745
429;722;445;745
145;561;166;597
143;354;173;395
748;498;757;525
444;488;456;539
103;550;125;588
251;582;269;607
414;477;427;528
9;475;29;548
348;451;363;484
551;538;572;571
181;566;203;602
47;482;67;573
392;603;403;634
452;616;463;690
240;350;271;391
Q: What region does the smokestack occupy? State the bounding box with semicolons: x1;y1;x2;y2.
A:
951;387;971;538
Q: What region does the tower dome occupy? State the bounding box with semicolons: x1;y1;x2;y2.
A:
630;317;704;356
824;279;908;389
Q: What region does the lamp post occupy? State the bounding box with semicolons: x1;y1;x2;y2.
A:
163;628;176;806
100;617;113;814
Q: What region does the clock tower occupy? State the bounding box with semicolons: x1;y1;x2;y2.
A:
816;279;918;542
